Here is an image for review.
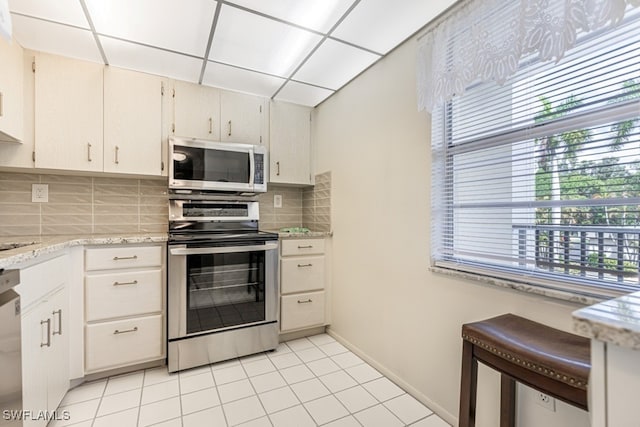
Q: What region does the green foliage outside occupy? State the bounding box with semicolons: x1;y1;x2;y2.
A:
533;79;640;276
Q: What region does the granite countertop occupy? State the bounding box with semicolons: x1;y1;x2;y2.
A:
0;233;168;270
573;291;640;350
276;231;332;238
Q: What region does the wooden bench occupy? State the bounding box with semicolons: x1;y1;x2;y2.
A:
458;313;590;427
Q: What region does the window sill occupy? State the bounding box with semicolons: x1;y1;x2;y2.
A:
429;265;613;306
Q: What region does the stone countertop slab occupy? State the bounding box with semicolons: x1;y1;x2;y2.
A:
275;231;332;238
0;233;168;270
573;291;640;350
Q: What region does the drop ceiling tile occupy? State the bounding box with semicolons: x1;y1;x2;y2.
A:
209;5;322;78
100;36;203;83
293;39;379;90
9;0;88;28
85;0;216;57
11;14;102;63
223;0;353;33
202;62;285;97
332;0;457;54
274;81;334;107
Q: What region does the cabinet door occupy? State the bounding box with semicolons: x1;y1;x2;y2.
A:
269;101;311;185
104;67;163;175
174;80;220;140
220;91;265;145
21;303;49;427
34;53;103;172
46;287;69;412
0;37;24;142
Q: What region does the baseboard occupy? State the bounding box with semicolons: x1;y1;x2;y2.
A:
279;325;326;342
326;328;457;426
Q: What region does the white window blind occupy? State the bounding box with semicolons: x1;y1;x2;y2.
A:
431;9;640;297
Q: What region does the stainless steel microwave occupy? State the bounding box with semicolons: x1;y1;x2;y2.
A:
169;136;268;193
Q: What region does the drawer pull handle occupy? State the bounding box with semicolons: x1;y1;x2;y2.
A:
40;319;51;347
113;280;138;286
113;255;138;261
52;309;62;336
297;299;313;304
297;264;313;268
297;245;313;249
114;327;138;335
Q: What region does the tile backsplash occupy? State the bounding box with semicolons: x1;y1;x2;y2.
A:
0;172;168;237
303;171;331;232
0;170;331;237
258;171;332;232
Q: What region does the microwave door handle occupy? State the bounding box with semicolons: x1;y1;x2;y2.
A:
249;148;255;187
170;242;278;256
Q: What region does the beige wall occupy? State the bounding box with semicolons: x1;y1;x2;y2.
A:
312;33;590;427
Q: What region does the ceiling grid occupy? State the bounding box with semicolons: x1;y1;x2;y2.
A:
8;0;457;106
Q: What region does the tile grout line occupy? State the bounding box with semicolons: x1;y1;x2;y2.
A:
63;335;441;427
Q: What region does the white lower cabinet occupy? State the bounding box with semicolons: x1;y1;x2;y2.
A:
19;254;69;427
84;244;165;374
85;315;163;372
280;238;328;332
281;291;325;331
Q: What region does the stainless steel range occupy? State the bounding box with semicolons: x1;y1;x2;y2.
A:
167;195;279;372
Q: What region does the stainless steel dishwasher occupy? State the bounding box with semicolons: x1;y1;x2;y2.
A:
0;269;22;426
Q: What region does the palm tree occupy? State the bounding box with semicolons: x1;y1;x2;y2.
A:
535;95;591;225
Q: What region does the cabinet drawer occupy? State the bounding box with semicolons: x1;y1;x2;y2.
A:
281;291;325;332
85;314;163;372
85;269;162;321
281;239;325;256
85;245;162;271
281;256;325;294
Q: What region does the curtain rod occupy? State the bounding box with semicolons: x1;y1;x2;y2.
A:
416;0;472;42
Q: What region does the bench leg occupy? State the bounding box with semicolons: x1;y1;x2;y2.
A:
459;340;478;427
500;374;516;427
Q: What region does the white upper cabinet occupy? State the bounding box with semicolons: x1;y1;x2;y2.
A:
0;38;24;143
34;53;104;172
103;67;164;176
269;101;312;185
220;90;267;145
173;80;221;140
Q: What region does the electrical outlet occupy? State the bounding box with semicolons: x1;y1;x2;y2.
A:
31;183;49;203
274;194;282;208
535;392;556;412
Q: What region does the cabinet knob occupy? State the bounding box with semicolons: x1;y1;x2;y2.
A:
115;146;120;164
87;143;92;162
276;161;280;176
228;120;232;136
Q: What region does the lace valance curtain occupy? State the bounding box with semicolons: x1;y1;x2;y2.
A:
417;0;640;113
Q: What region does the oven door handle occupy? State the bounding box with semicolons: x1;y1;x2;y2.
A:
170;242;278;256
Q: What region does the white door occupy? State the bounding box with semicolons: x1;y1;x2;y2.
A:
34;53;103;172
220;91;265;145
269;101;312;185
174;81;220;140
0;37;24;142
21;302;49;427
103;67;163;175
46;287;69;412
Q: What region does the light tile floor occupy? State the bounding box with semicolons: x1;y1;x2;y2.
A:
51;334;450;427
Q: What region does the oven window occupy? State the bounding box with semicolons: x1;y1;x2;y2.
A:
174;145;250;184
186;250;265;334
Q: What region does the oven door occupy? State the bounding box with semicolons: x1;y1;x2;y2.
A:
168;241;278;340
170;138;255;192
